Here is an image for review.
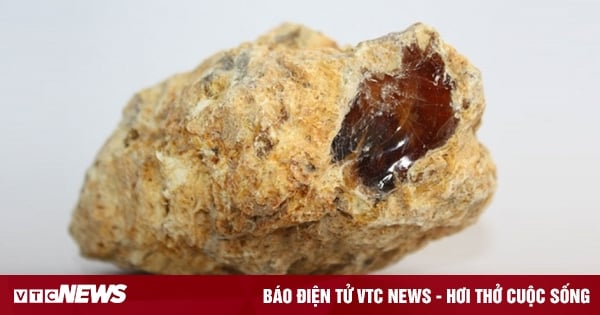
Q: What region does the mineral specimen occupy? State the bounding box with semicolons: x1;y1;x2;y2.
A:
70;23;496;274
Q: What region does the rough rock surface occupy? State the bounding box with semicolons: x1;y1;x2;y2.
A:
70;23;496;274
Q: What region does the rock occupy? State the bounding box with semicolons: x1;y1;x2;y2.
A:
70;23;496;274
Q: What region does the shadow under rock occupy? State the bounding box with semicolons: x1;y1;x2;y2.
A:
374;220;491;274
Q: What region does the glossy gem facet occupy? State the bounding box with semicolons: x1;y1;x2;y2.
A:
331;44;457;192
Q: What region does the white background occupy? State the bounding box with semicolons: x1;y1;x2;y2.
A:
1;0;598;274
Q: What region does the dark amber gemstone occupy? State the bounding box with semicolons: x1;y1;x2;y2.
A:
331;44;457;192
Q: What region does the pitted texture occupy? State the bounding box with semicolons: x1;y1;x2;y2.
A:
70;23;496;274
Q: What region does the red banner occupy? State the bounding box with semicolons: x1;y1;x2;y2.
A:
0;275;596;314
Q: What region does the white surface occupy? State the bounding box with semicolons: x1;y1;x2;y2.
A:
1;0;598;274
